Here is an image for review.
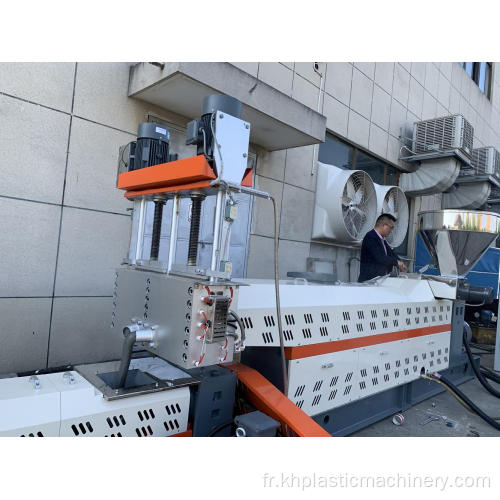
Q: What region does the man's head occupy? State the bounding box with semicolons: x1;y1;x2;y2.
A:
375;213;397;238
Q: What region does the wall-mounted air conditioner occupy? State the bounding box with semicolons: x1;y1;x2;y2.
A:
413;114;473;159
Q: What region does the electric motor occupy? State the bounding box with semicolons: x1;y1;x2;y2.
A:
129;122;171;171
186;94;242;165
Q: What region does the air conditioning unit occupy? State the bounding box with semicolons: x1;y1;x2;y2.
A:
470;146;500;179
413;114;473;159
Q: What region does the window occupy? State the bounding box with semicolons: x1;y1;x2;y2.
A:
460;62;492;98
319;133;398;186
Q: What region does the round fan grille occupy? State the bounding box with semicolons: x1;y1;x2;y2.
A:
382;187;409;247
341;171;376;239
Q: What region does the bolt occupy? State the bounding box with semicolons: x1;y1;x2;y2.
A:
243;153;247;158
245;124;249;129
219;114;224;119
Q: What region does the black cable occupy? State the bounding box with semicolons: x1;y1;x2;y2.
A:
481;368;500;385
431;374;500;431
229;310;246;346
463;324;500;399
207;421;234;437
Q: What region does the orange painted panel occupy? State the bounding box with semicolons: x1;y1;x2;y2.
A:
285;324;451;360
117;155;215;192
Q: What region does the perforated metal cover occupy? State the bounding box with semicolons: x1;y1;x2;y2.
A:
413;114;473;157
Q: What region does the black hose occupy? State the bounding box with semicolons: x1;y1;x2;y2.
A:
433;374;500;431
207;421;234;437
117;329;136;388
463;324;500;399
481;368;500;385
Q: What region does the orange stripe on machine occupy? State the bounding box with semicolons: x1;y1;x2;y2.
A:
284;324;451;360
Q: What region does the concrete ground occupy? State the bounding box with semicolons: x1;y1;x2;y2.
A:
353;349;500;437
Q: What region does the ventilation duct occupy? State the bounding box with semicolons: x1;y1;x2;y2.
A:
312;162;377;244
399;157;461;196
374;184;409;248
442;182;491;210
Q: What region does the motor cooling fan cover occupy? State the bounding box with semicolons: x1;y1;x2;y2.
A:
374;184;409;248
312;162;377;243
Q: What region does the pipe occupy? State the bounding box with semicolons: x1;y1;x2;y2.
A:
210;189;225;276
167;195;179;272
116;326;156;388
134;198;147;262
463;323;500;398
310;62;324;177
429;373;500;431
116;328;137;389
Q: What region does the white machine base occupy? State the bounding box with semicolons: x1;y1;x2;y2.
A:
0;371;190;437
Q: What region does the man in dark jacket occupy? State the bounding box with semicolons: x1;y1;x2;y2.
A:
358;213;407;282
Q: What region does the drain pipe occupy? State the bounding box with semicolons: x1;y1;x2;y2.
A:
311;62;325;177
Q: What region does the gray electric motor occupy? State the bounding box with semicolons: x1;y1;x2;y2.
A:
129;122;171;171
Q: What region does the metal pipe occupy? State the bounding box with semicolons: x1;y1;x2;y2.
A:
210;189;225;275
311;62;324;177
208;179;288;393
134;198;147;262
117;328;137;389
167;195;179;272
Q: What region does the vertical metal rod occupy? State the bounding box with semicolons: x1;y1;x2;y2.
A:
167;195;180;272
134;198;147;262
210;189;225;275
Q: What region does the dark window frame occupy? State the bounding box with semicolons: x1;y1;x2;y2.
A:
460;62;492;98
319;132;400;186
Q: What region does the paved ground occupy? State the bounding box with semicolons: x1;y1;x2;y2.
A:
353;349;500;437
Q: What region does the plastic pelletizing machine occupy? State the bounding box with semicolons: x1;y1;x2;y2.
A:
1;94;499;437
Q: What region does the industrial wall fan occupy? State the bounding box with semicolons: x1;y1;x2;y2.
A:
312;162;377;244
374;184;409;248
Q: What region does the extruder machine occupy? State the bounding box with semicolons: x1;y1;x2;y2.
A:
1;94;499;437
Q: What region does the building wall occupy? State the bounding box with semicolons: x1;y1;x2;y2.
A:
235;62;500;280
1;61;499;374
0;62;195;374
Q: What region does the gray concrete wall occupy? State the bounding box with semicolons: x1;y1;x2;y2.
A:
0;62;195;374
1;61;499;374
